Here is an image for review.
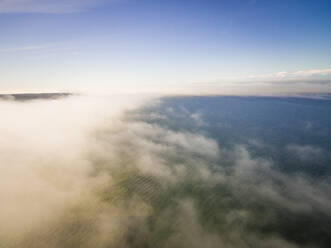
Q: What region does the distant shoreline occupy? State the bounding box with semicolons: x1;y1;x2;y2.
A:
0;93;72;101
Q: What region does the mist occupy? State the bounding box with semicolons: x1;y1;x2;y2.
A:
0;94;330;248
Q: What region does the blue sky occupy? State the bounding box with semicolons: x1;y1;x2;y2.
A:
0;0;331;93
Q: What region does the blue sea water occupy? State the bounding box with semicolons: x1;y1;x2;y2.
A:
139;96;331;176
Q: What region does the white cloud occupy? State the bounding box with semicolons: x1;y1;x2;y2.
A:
190;112;207;126
0;95;330;247
286;144;324;161
0;0;117;13
232;146;331;216
248;68;331;81
293;68;331;77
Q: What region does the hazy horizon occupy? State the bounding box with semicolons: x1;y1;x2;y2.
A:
1;0;331;94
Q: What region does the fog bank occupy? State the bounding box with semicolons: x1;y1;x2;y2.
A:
0;94;330;248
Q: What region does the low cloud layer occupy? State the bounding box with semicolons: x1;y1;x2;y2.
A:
0;94;330;248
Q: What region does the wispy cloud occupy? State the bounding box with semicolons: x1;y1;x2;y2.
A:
0;41;73;53
0;45;49;52
248;68;331;80
0;0;117;14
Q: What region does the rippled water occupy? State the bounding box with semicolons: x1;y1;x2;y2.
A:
123;96;331;248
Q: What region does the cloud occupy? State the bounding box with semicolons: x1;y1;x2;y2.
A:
190;112;207;126
0;0;117;13
248;68;331;81
0;94;330;248
293;68;331;77
0;45;48;52
286;144;325;161
0;42;73;54
231;146;331;215
0;94;151;243
0;94;221;247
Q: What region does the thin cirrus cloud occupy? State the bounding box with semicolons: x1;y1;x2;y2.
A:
0;0;117;13
0;42;72;54
0;45;48;52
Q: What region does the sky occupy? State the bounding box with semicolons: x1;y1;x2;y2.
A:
0;0;331;93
